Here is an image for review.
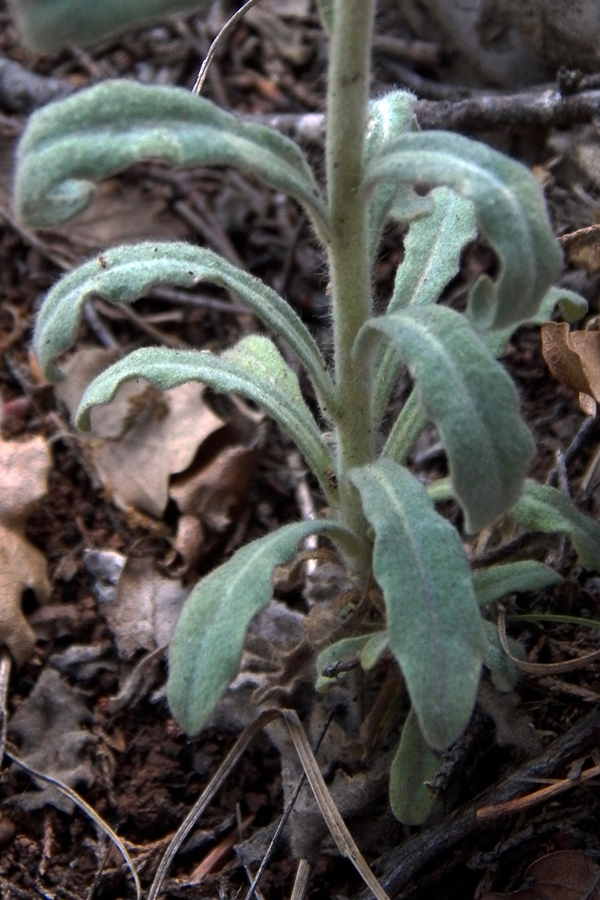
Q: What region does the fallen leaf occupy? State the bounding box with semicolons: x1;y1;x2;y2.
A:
541;321;600;415
56;347;225;517
0;436;51;666
483;849;600;899
100;556;188;660
560;224;600;275
8;669;94;813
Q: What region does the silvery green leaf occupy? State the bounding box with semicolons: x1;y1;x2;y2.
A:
168;519;356;734
32;241;334;414
316;0;333;32
364;131;562;330
360;630;389;671
350;459;485;750
315;635;371;692
389;708;440;824
75;338;337;504
473;561;562;606
373;186;477;423
364;91;428;258
484;285;589;358
362;305;535;533
511;481;600;570
9;0;210;52
14;80;330;238
482;621;523;693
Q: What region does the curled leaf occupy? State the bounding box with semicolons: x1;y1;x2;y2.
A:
365;131;562;330
167;519;359;734
74;339;337;506
32;241;333;414
15;81;329;238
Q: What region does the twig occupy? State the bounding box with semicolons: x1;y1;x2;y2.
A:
290;859;311;900
356;707;600;899
0;650;11;771
192;0;264;96
243;710;334;900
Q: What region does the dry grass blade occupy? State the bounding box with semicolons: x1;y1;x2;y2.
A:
290;859;311;900
281;709;391;900
147;709;279;900
498;610;600;674
0;650;11;770
5;749;141;900
193;0;265;95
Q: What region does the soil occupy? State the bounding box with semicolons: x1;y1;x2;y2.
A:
2;3;600;899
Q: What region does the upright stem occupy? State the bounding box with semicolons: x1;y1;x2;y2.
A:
326;0;376;539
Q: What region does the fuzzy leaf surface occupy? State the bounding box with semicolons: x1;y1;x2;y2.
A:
15;80;329;236
315;635;371;692
363;306;534;532
168;519;354;734
511;481;600;570
365;131;562;330
32;241;333;411
373;186;477;422
389;708;439;824
473;561;562;606
74;339;336;503
350;459;485;750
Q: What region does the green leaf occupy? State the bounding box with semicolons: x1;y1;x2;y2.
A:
360;630;389;671
372;186;477;423
510;481;600;570
316;0;333;32
473;561;562;606
484;285;589;358
75;338;337;505
364;131;562;330
168;519;355;734
14;80;330;239
364;91;431;259
350;459;485;750
389;708;440;825
362;305;535;533
315;635;371;692
32;241;334;414
9;0;210;52
482;620;523;693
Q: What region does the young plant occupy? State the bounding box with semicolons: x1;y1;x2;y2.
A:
16;0;600;824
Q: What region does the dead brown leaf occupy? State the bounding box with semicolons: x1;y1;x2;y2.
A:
560;224;600;274
0;436;51;666
541;321;600;415
103;556;188;660
483;850;600;900
56;347;225;517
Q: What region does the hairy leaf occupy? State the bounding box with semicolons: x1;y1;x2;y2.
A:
365;131;562;330
315;635;371;692
360;630;389;671
485;285;589;359
362;305;534;532
363;91;429;257
483;621;522;693
14;80;329;238
389;708;439;825
473;561;562;606
32;241;334;413
350;459;485;750
511;481;600;570
74;339;337;505
373;186;477;423
9;0;209;52
168;519;356;734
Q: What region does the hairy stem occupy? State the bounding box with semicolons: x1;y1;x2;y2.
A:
326;0;376;541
